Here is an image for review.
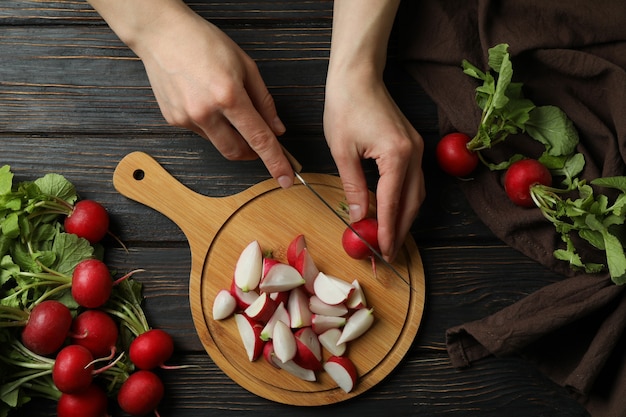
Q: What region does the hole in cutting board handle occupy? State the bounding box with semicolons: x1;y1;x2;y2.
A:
133;169;145;181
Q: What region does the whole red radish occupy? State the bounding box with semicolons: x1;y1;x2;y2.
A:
129;329;174;370
341;218;379;260
57;383;109;417
71;259;112;308
52;345;95;394
504;159;552;207
21;300;72;356
71;309;119;358
436;132;479;177
117;370;164;417
64;200;109;244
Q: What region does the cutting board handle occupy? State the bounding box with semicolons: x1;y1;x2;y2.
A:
113;151;230;249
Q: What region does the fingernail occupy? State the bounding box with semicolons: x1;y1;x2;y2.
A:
348;204;363;222
278;175;293;189
273;117;286;134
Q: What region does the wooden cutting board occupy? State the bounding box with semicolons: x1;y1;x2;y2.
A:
113;151;425;406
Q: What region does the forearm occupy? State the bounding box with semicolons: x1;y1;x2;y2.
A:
328;0;401;79
86;0;193;56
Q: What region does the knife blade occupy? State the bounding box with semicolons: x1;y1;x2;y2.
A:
281;147;414;291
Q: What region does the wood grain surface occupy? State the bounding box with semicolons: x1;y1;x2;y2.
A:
1;1;590;416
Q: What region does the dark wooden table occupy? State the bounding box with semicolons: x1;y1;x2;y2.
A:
1;1;591;416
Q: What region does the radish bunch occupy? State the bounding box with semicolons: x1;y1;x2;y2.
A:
0;168;181;417
213;234;376;393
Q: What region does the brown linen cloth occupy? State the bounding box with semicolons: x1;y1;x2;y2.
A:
398;1;626;416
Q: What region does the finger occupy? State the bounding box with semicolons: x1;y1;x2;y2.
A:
374;151;409;261
193;116;259;161
378;134;425;262
243;63;286;136
332;145;371;224
224;94;294;187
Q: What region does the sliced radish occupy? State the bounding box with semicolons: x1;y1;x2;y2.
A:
270;291;289;306
263;341;280;369
287;286;312;328
230;279;259;310
337;308;374;345
234;240;263;292
346;279;367;309
272;320;297;363
286;234;307;267
309;295;348;317
318;328;346;357
324;356;358;393
293;327;322;371
295;248;319;294
260;302;290;341
313;272;353;305
213;289;238;320
234;314;264;361
272;356;316;382
311;313;346;334
262;257;281;279
259;262;305;293
244;292;278;323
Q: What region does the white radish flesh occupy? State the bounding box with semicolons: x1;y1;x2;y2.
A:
337;308;374;345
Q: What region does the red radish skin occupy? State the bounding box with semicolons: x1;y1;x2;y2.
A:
21;300;73;356
117;370;164;417
436;132;479;177
504;159;552;207
64;200;110;244
324;355;358;393
129;329;175;370
286;234;306;267
341;218;379;260
70;309;119;358
57;383;109;417
52;345;95;394
71;259;112;308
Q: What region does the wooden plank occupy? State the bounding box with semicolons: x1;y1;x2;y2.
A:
1;1;333;25
0;135;490;244
15;352;588;416
0;25;437;134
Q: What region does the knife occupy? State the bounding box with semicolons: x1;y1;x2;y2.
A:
281;147;414;292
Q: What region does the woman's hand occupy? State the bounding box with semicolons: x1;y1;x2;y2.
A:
324;69;425;262
88;0;294;188
325;0;425;262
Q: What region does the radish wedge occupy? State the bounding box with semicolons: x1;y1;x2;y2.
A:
272;356;316;382
337;308;374;345
313;272;353;305
234;241;263;292
260;302;290;341
234;314;264;361
318;328;346;357
272;320;297;363
259;263;305;293
213;289;237;320
324;356;358;393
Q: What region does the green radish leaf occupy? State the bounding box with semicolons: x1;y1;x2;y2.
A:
525;106;579;156
591;176;626;193
51;233;94;276
0;166;13;196
33;173;76;204
487;43;510;73
462;59;488;81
